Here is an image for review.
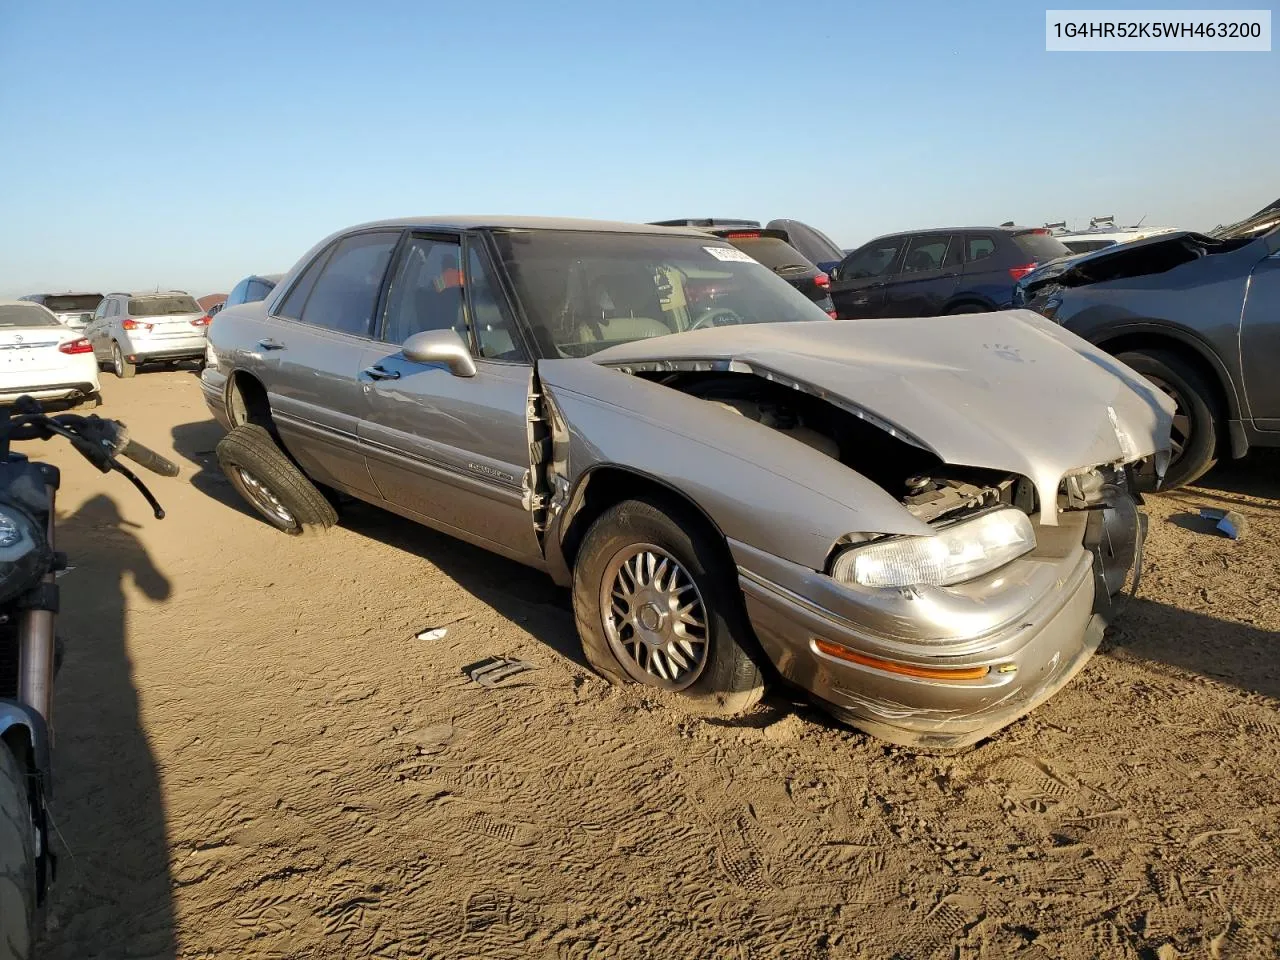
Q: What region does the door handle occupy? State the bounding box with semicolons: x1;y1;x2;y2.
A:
361;365;401;381
258;338;285;350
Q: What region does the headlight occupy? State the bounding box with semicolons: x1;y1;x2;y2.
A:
831;507;1036;588
0;505;45;605
0;513;23;549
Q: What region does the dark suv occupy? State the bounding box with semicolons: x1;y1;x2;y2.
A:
650;219;836;316
830;226;1072;319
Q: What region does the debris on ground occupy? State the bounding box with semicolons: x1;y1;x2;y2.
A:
415;627;448;641
463;656;537;687
1199;507;1248;539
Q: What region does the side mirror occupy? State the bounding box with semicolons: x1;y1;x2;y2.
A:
402;328;477;378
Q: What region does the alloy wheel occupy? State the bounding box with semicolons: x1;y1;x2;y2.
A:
236;467;300;532
599;543;709;690
1144;373;1192;464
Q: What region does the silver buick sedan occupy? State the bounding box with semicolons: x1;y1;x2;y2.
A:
201;217;1174;749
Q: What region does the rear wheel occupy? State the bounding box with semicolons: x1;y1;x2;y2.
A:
111;343;136;379
572;498;763;715
1116;349;1219;489
0;742;36;960
216;423;337;535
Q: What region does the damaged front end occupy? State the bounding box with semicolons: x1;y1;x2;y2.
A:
534;312;1170;748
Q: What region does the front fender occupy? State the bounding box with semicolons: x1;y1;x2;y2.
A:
536;360;929;572
0;700;51;797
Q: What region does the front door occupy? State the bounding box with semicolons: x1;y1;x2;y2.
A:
830;236;905;319
261;229;402;499
357;233;542;563
1241;246;1280;431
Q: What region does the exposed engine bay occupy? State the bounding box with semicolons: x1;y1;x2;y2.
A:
639;370;1035;524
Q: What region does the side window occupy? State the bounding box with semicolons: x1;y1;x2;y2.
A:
966;235;996;263
839;237;904;280
246;280;272;302
299;232;399;336
942;234;963;268
93;300;108;320
901;234;949;274
465;239;525;362
278;244;337;320
107;300;119;318
226;279;250;307
380;236;467;345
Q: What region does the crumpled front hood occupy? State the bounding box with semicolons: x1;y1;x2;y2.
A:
591;310;1175;524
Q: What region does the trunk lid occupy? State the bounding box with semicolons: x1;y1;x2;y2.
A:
588;311;1175;523
0;326;78;373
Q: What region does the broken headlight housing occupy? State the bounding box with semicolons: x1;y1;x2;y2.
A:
831;507;1037;589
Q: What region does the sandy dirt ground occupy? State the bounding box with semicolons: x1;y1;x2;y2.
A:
26;371;1280;959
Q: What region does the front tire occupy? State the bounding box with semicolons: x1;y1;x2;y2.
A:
1116;349;1219;489
0;743;36;960
572;498;764;715
111;343;136;379
216;423;338;535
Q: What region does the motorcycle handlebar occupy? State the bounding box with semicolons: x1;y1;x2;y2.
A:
119;439;179;477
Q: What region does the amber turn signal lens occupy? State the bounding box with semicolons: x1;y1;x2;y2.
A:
813;639;991;681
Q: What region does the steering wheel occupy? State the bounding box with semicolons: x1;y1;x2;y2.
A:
690;308;746;331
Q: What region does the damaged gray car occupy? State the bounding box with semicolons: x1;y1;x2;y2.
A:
201;217;1174;749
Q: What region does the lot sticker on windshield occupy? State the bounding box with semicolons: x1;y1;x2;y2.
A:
704;245;757;263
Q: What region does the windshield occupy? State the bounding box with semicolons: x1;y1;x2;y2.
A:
0;305;61;328
42;294;102;314
492;230;832;358
129;295;201;317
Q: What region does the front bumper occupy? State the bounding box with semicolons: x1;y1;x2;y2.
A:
733;507;1139;750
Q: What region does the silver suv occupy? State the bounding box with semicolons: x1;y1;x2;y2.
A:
86;291;210;378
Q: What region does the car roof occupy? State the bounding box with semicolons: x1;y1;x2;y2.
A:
342;215;708;236
113;290;193;297
0;299;54;309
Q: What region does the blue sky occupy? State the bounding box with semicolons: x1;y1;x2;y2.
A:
1;0;1275;297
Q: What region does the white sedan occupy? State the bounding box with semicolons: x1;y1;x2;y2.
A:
0;300;101;407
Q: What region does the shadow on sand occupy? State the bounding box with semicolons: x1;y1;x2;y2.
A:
169;419;584;668
39;494;174;959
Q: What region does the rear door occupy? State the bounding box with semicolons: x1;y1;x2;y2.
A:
357;232;542;563
261;230;401;498
830;236;905;318
1240;244;1280;430
882;233;961;317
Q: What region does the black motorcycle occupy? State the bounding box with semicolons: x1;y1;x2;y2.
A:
0;397;176;957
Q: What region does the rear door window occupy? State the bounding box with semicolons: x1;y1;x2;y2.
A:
245;280;274;302
900;234;950;274
278;248;335;320
966;235;997;263
298;232;400;336
839;237;904;279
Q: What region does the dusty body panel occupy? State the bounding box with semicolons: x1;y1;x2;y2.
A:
590;311;1174;522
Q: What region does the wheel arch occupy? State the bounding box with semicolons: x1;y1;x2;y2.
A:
225;368;274;429
943;295;998;314
552;465;733;586
1090;325;1245;457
